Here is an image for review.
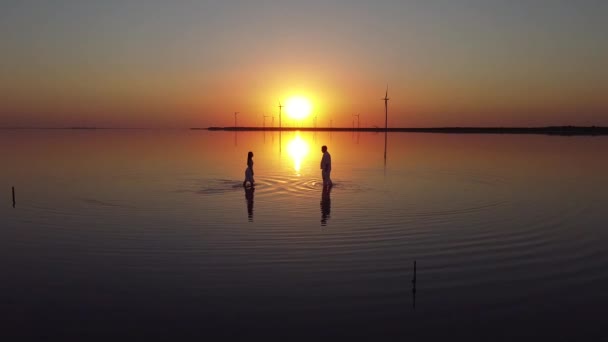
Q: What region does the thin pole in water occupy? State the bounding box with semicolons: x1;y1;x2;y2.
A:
12;186;16;208
412;260;417;309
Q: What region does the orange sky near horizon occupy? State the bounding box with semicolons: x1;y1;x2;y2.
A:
1;1;607;128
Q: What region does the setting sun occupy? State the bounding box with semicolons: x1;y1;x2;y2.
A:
285;96;312;120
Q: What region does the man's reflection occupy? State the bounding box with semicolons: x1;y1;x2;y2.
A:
320;186;331;226
244;186;254;222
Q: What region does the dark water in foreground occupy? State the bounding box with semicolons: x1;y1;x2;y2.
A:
1;130;608;340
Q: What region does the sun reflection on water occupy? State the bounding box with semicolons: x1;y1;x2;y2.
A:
287;132;310;174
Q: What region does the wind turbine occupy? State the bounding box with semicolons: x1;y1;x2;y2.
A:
381;85;389;165
352;114;360;130
234;112;239;128
278;101;284;130
263;114;271;143
263;115;272;129
352;114;361;144
278;101;284;154
382;85;389;131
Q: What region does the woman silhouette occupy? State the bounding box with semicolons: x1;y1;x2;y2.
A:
243;151;255;187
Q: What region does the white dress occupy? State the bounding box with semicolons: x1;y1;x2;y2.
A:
244;159;254;184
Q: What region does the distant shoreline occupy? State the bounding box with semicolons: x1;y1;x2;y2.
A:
1;126;607;136
0;127;144;130
196;126;608;136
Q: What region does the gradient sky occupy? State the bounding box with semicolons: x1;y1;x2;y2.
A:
1;0;607;128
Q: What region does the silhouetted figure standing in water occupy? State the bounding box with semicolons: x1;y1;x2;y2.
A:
243;151;254;187
320;185;331;226
245;186;254;222
320;145;332;188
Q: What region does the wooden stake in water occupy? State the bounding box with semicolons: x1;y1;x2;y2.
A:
12;186;15;208
412;260;417;310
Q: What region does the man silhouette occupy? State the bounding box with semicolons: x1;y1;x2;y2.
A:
320;145;332;188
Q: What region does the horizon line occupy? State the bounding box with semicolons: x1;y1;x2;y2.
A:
1;125;607;135
195;126;608;135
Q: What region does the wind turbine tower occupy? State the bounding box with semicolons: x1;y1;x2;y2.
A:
382;86;390;164
382;85;389;131
278;101;284;130
352;114;360;130
263;115;272;129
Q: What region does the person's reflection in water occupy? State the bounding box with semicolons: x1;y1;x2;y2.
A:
245;186;254;222
320;185;331;226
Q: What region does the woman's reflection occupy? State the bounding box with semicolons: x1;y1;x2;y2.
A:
320;186;331;226
244;186;254;222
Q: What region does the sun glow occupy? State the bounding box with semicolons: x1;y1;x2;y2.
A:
285;96;312;120
287;133;310;173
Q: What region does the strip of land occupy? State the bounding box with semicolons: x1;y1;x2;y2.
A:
2;126;606;135
195;126;608;136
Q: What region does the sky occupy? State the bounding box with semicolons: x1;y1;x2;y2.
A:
1;0;607;128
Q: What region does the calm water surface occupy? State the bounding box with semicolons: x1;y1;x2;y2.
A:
1;130;608;340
